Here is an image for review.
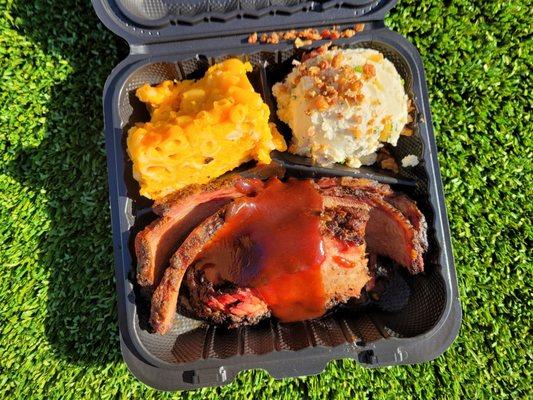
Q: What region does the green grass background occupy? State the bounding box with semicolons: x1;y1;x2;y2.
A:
0;0;531;398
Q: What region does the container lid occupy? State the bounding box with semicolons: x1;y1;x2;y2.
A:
92;0;397;45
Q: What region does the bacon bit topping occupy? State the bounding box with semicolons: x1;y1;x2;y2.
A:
249;24;365;47
266;32;280;44
401;127;414;136
314;95;329;111
302;42;331;62
332;53;343;68
341;29;356;38
377;148;399;173
318;59;329;69
381;157;399;173
248;32;258;44
295;51;365;112
352;80;363;92
284;30;297;40
362;63;376;79
330;30;341;40
321;29;332;39
294;38;312;48
407;99;415;113
316;28;331;39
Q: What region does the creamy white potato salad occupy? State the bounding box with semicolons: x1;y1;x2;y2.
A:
273;48;409;167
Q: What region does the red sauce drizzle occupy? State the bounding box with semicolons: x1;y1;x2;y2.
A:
197;178;326;322
234;178;264;195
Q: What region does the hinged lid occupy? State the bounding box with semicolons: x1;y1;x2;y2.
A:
92;0;397;45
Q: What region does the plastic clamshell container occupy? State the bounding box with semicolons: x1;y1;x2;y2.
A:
92;0;461;390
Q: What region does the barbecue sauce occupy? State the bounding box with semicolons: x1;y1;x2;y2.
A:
196;178;326;322
234;178;264;196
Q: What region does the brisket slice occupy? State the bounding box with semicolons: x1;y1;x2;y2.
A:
180;270;271;327
317;177;427;274
364;197;424;274
135;164;284;291
386;193;429;256
136;198;231;291
174;202;371;329
150;209;227;334
320;204;372;307
316;177;393;198
153;163;284;216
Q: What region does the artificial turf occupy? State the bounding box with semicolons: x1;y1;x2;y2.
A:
0;0;531;398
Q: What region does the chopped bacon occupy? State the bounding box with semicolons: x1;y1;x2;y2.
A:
248;24;366;47
363;63;376;79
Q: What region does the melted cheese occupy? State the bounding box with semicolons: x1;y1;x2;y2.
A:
127;59;286;199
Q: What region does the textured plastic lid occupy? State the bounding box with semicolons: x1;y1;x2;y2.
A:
92;0;397;44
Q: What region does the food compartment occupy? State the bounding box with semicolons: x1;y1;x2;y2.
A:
261;40;422;169
115;36;448;367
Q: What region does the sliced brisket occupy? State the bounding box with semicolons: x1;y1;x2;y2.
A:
153;163;284;216
146;176;428;333
180;268;270;327
386;193;429;256
136;198;231;291
318;177;427;274
150;209;227;334
136;164;284;291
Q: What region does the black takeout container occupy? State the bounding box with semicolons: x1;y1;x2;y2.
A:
92;0;461;390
